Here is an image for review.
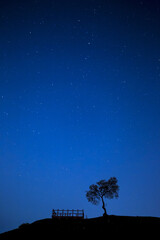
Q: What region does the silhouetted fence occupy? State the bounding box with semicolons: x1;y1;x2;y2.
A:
52;209;84;219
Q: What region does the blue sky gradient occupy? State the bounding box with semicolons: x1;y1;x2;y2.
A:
0;0;160;233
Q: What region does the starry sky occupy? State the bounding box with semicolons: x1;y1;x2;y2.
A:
0;0;160;233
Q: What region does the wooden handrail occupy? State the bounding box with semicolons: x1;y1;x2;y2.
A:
52;209;84;218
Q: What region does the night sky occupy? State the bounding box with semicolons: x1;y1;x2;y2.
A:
1;0;160;233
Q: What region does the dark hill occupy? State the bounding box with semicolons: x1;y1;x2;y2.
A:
1;215;160;238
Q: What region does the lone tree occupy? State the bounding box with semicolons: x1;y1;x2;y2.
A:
86;177;119;216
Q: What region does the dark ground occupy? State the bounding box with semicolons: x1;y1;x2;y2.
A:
0;215;160;239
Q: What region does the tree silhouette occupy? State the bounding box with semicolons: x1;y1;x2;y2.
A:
86;177;119;216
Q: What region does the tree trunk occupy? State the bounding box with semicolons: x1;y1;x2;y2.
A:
101;197;107;216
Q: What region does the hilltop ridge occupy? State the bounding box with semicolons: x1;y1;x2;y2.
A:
1;215;160;239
